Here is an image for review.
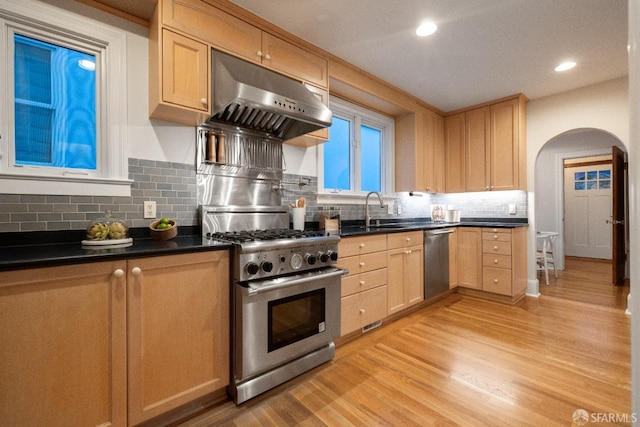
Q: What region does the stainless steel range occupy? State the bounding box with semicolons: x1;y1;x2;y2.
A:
202;207;343;404
196;48;337;404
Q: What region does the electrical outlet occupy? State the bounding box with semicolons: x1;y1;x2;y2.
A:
397;205;402;215
387;204;393;214
144;201;156;219
508;204;517;215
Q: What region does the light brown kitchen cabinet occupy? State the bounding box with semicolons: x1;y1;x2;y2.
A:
338;234;388;335
481;227;528;300
127;251;230;425
465;106;491;192
0;261;127;427
444;112;466;193
449;228;459;288
457;227;483;290
396;108;445;193
464;96;526;192
387;231;424;314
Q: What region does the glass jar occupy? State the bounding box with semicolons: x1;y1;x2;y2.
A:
86;210;128;240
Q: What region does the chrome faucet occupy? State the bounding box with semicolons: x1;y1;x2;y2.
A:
365;191;385;228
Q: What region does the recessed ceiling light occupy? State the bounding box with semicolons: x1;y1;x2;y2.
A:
555;61;576;72
416;22;437;37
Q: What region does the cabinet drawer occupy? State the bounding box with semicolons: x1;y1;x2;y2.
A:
342;269;387;297
482;240;511;256
387;231;423;249
338;251;388;275
482;231;512;242
482;254;512;269
340;285;388;336
339;234;387;257
483;267;512;295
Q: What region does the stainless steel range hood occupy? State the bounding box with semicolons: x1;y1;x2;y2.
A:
204;49;332;141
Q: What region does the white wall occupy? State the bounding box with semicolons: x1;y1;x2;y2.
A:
525;77;629;294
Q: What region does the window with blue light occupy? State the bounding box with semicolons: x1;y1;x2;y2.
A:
14;34;96;170
321;98;392;195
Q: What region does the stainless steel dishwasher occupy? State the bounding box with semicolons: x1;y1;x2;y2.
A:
424;228;454;298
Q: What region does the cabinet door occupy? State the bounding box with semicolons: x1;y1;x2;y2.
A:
262;32;328;88
162;0;262;63
387;247;407;314
449;229;459;288
465;107;491;192
0;262;127;427
444;112;465;193
490;98;519;190
162;29;209;112
127;251;230;425
341;285;387;336
458;228;483;289
432;112;446;193
405;245;424;306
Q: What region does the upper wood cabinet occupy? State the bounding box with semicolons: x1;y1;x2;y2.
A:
444;112;465;193
445;94;527;193
395;107;445;193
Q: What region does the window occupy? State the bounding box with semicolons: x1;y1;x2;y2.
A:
318;98;394;197
0;2;130;196
574;169;611;190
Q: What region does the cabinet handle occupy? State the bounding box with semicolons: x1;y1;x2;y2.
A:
494;279;499;284
493;259;499;264
200;97;207;106
264;53;271;60
257;50;263;57
493;234;498;239
493;246;498;251
359;308;365;314
359;243;365;248
113;268;124;278
131;267;142;276
359;280;365;286
359;262;365;267
405;250;411;255
405;237;411;242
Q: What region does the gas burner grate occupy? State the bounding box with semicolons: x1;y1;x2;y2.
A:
207;228;324;244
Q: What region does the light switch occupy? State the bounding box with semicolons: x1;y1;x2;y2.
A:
508;204;517;214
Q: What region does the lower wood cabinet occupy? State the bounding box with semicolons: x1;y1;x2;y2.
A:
127;251;230;425
387;231;424;314
0;261;127;427
457;226;528;302
338;234;388;335
0;250;230;427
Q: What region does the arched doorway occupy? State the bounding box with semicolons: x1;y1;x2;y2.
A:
534;128;627;287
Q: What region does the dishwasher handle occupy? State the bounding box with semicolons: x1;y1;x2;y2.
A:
426;228;454;236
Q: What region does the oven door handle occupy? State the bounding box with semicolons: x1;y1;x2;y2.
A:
244;267;347;296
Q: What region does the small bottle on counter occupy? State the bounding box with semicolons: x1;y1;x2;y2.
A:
206;131;217;163
217;133;226;164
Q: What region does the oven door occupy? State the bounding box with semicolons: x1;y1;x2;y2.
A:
234;267;343;381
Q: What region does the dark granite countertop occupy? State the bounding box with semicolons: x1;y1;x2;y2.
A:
0;218;527;271
0;226;231;272
339;218;528;237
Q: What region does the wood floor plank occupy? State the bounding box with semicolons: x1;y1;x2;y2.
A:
180;259;631;426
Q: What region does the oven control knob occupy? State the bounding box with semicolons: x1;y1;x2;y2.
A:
329;251;338;262
319;252;330;263
261;261;274;273
290;253;303;270
305;253;317;265
245;262;260;276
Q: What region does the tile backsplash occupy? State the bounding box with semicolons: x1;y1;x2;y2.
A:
0;167;527;233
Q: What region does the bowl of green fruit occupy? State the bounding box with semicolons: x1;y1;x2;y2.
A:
150;217;178;240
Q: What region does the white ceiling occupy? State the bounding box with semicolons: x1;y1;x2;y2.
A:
228;0;628;112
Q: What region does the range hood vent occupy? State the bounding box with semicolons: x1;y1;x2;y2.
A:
204;49;332;141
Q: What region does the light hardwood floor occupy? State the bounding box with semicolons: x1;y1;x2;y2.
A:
180;259;631;426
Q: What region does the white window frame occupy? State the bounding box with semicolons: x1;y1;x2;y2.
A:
317;97;395;204
0;0;131;196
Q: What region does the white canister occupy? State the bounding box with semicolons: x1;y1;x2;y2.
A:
445;210;460;223
291;207;306;230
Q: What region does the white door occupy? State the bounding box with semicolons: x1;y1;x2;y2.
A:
564;164;612;259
